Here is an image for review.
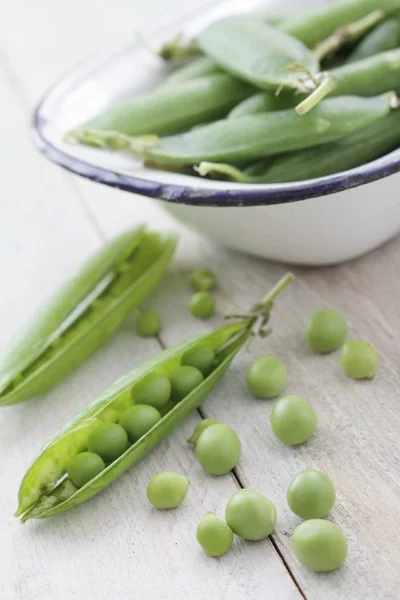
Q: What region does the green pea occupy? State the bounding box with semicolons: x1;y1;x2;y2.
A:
146;472;189;509
246;356;286;399
225;489;277;541
120;405;161;441
133;372;171;408
271;396;317;445
340;340;379;380
195;424;241;476
305;310;348;354
189;268;216;291
170;365;204;401
66;452;105;488
136;310;161;337
187;418;221;445
291;520;348;572
181;346;216;376
287;469;336;520
196;512;233;557
88;423;129;463
189;292;216;319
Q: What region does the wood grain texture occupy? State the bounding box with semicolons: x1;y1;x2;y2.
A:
1;0;399;599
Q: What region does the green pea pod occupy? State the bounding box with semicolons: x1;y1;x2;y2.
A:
162;57;221;87
281;0;400;48
346;19;400;63
196;109;400;183
331;49;400;97
228;92;296;119
16;273;293;520
197;16;319;92
68;74;253;140
76;93;396;165
0;228;177;406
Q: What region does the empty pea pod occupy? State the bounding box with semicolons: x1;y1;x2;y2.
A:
78;93;396;165
68;74;253;140
346;19;400;63
196;108;400;184
0;227;176;406
280;0;400;48
16;274;293;520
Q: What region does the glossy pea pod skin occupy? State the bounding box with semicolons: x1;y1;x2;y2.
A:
69;74;253;139
16;320;252;521
0;227;177;407
131;94;395;165
281;0;400;48
346;19;400;63
197;108;400;184
197;16;319;92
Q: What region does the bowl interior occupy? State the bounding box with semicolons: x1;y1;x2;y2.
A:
33;0;400;206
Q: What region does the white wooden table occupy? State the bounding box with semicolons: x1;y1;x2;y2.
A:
1;1;399;598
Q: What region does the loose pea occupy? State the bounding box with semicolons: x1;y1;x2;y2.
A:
146;472;189;509
195;424;241;476
189;292;216;319
187;418;221;445
88;423;129;463
133;372;171;408
305;310;348;354
196;512;233;557
136;310;161;337
340;340;379;380
225;489;277;541
66;452;105;488
189;268;216;291
246;356;286;399
181;346;216;376
287;469;336;519
271;396;317;445
120;405;161;441
291;520;348;572
170;365;204;401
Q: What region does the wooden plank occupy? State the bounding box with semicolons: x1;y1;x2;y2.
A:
0;15;302;600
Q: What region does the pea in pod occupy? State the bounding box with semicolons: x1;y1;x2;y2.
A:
75;93;396;165
0;227;177;406
281;0;400;48
16;274;293;520
196;109;400;184
197;16;319;92
68;74;253;140
331;49;400;97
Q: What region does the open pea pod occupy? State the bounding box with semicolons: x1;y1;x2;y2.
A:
0;227;177;406
16;274;293;520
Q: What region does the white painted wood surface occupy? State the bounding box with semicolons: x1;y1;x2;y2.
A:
0;1;399;599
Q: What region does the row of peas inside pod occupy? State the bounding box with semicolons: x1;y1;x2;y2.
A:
143;306;379;571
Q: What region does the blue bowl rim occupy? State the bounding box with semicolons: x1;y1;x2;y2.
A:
31;7;400;208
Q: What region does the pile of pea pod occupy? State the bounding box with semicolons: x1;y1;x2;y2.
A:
67;0;400;183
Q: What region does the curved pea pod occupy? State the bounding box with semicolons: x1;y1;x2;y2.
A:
281;0;400;48
68;74;253;141
196;109;400;183
228;92;296;119
346;19;400;63
0;228;177;406
197;16;319;92
331;49;400;97
16;274;293;520
79;93;397;165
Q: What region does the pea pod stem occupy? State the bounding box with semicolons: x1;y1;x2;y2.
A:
313;10;385;62
295;72;338;115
